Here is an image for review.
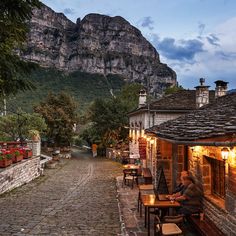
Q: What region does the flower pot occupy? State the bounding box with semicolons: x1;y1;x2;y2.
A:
26;151;33;158
0;159;12;168
12;155;24;163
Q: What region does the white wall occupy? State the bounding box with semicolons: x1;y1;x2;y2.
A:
154;113;183;125
129;111;186;167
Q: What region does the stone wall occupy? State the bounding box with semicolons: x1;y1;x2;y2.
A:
0;157;41;195
204;198;236;235
188;145;236;235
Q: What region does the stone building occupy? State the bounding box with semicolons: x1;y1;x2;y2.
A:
146;92;236;235
128;78;222;170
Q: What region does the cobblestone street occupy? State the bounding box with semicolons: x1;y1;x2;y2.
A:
0;150;123;236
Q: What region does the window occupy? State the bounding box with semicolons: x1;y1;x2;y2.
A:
210;158;225;199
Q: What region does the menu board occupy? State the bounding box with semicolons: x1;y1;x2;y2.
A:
155;166;169;194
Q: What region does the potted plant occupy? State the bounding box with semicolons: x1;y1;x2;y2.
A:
28;129;40;141
12;149;24;163
0;151;13;168
24;147;33;158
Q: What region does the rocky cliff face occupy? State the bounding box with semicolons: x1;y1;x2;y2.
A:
21;4;177;95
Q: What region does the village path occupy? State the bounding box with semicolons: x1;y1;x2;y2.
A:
0;150;123;236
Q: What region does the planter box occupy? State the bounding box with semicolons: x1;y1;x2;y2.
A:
23;151;32;159
0;159;12;168
24;151;33;159
12;155;24;163
27;151;33;158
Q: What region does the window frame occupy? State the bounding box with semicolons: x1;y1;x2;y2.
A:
209;158;226;199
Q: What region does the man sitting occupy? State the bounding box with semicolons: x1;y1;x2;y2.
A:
171;176;203;216
172;170;189;194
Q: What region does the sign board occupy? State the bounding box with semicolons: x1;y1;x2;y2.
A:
155;166;169;194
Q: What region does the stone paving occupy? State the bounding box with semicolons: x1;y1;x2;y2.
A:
0;150;123;236
116;177;148;236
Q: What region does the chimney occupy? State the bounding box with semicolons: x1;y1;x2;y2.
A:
214;80;228;98
195;78;210;108
139;89;147;108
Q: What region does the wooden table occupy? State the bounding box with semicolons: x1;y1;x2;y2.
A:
141;194;181;236
137;184;154;212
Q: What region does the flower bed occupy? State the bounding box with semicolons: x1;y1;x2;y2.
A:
0;146;33;168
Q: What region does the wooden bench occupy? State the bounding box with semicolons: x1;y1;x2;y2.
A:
188;215;225;236
142;168;152;184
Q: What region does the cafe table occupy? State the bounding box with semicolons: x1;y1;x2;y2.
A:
140;194;181;236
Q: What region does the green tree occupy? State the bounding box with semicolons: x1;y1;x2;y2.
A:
0;0;41;97
81;83;143;147
118;83;143;111
88;98;128;146
35;92;78;147
164;85;184;95
0;112;47;141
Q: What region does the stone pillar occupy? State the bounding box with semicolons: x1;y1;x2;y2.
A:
27;141;41;157
138;89;147;108
215;80;228;98
195;78;210;108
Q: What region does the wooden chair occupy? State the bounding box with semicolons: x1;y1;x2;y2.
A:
163;215;184;228
154;215;183;236
137;184;154;212
122;169;138;188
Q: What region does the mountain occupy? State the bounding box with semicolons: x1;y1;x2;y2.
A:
228;89;236;94
20;3;177;96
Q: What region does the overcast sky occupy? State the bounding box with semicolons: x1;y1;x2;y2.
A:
41;0;236;90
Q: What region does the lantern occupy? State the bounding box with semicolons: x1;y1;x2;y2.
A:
221;147;229;161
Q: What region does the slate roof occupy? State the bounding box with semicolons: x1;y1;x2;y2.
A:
146;93;236;141
128;90;215;115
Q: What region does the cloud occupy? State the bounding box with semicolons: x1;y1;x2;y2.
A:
150;17;236;89
214;51;236;61
139;16;154;30
63;8;76;15
206;34;220;46
152;35;204;61
198;22;205;36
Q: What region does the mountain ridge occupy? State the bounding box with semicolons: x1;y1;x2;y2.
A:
20;3;177;96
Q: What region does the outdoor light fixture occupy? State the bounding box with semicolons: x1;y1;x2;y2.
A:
150;139;155;145
141;129;145;137
221;147;229;161
230;147;236;159
137;130;140;137
146;137;151;142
